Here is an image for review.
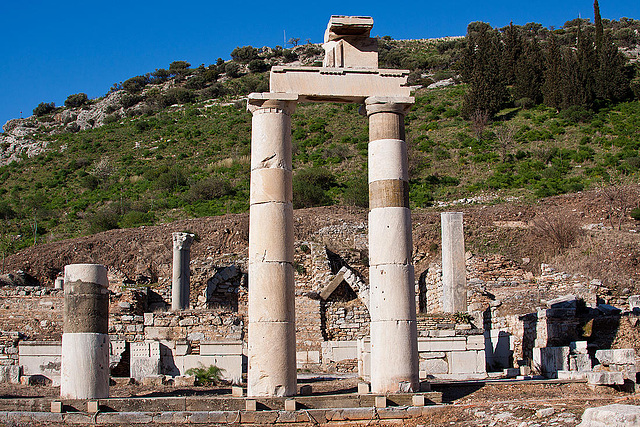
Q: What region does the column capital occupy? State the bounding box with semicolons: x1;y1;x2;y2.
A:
172;232;195;251
363;96;414;116
247;93;298;115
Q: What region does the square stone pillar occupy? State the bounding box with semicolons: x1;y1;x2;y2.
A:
441;212;467;313
172;232;195;310
365;96;419;393
247;93;298;397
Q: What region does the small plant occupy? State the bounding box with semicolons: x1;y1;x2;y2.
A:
453;312;473;323
185;364;225;386
630;207;640;221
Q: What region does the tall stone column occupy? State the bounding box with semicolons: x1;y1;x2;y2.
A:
247;93;298;397
441;212;467;313
60;264;110;399
365;96;419;393
172;232;195;311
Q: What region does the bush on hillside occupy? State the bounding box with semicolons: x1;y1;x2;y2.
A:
64;93;89;108
248;59;269;73
230;46;259;63
122;76;148;93
33;102;56;117
169;61;191;75
186;177;233;202
292;167;335;209
163;87;195;106
224;62;241;78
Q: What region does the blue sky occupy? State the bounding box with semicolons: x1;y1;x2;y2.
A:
1;0;638;129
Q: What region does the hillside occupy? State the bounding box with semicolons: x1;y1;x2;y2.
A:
0;17;639;260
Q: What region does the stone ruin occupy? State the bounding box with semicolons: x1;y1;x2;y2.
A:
0;16;638;410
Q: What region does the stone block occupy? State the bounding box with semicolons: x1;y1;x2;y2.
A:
199;341;243;356
576;354;592;372
284;399;296;411
246;399;257;411
0;365;20;384
547;295;577;309
418;337;466;352
629;295;640;311
420;358;448;374
570;341;588;354
299;385;312;396
579;404;640;426
358;382;370;394
51;401;63;413
466;335;485;351
587;371;625;385
141;375;165;386
449;351;480;374
557;370;587;380
232;386;243;397
420;352;446;359
412;395;425;407
374;396;387;408
419;370;427;379
596;349;635;366
130;357;161;380
533;347;570;378
175;342;189;356
173;375;196;387
87;401;99;413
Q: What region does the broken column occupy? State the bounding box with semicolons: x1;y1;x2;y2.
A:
441;212;467;313
60;264;110;399
172;232;195;310
366;96;419;393
247;93;298;397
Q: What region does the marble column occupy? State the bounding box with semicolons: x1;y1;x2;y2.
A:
247;93;298;397
365;96;419;393
60;264;110;399
172;232;195;311
441;212;467;313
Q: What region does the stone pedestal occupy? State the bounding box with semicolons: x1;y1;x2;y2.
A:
441;212;466;313
172;232;195;311
60;264;110;399
365;96;419;393
247;93;298;397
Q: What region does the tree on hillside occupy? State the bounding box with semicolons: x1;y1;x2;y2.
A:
514;38;544;104
594;0;604;52
64;93;89;108
461;22;507;118
501;23;524;86
595;32;631;102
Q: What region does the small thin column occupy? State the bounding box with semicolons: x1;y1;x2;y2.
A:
365;96;419;393
172;232;195;310
60;264;110;399
247;93;298;397
441;212;467;313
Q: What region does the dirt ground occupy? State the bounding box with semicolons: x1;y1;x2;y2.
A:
0;378;637;426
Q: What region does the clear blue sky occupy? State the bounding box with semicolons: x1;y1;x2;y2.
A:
1;0;638;129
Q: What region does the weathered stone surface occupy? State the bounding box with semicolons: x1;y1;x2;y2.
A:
596;349;636;366
420;358;448;374
587;371;625;385
533;346;570;378
578;404;640;426
441;212;466;313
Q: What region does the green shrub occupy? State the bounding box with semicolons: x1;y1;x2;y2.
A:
123;76;148;93
33;102;56;117
224;62;241;78
64;93;89;108
169;61;191;75
248;59;269;73
231;46;259;63
118;211;155;228
186;177;233;202
87;208;120;234
163;87;195;105
120;93;143;109
342;176;368;208
185;365;225;386
292;167;335;209
631;207;640;221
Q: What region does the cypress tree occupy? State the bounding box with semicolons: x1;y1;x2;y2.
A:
461;22;507;118
542;35;565;110
594;0;604;53
501;23;524;86
514;38;544;104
